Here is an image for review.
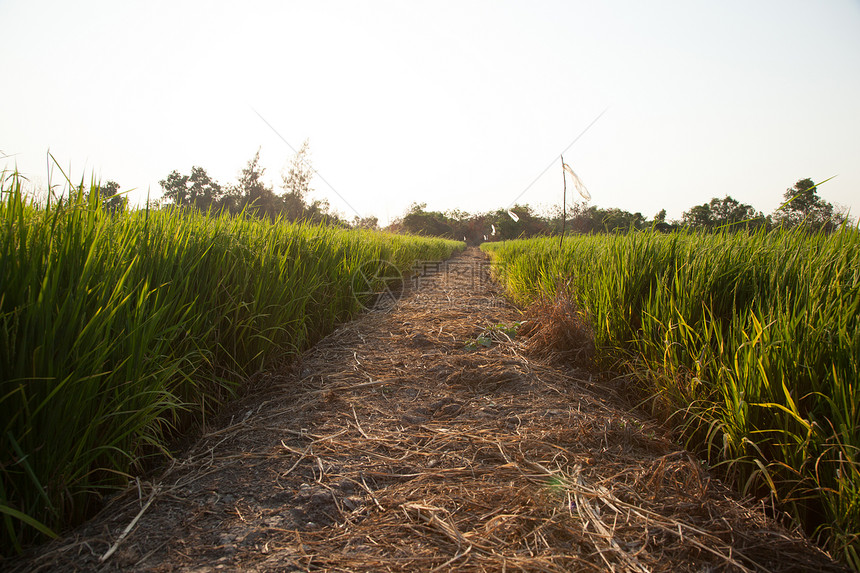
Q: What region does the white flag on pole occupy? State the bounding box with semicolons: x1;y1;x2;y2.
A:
563;163;591;200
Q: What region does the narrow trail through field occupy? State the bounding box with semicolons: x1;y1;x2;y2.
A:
19;248;844;572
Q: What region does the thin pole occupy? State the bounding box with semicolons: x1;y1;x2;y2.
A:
560;154;566;249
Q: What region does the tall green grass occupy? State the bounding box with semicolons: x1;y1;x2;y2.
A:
0;172;463;555
483;229;860;568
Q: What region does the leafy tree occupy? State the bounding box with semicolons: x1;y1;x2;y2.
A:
280;140;313;219
390;203;556;242
236;148;279;218
306;198;344;226
564;204;645;233
462;215;487;244
278;141;345;225
682;196;762;230
352;215;379;229
487;204;545;240
599;207;645;232
399;202;455;237
217;184;244;215
559;201;593;234
94;180;125;213
159;167;223;211
445;209;483;244
652;208;673;232
159;170;191;207
280;140;318;221
682;203;714;229
187;167;224;211
708;196;762;228
773;178;842;230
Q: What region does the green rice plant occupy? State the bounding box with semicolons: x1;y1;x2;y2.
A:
483;227;860;567
0;170;463;554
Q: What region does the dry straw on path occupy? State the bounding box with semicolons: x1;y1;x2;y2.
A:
11;248;846;572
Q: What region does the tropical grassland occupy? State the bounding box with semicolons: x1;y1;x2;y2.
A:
483;229;860;568
0;173;463;555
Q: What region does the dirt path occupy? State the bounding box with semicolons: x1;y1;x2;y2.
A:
14;248;845;572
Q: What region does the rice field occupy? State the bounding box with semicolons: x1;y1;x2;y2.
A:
483;229;860;568
0;173;463;554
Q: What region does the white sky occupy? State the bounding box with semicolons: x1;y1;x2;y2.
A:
2;0;859;224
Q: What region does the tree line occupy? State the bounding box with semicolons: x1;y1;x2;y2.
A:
156;141;348;226
87;145;849;240
86;141;362;227
390;178;851;243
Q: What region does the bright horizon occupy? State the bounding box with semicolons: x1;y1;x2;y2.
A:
3;0;859;225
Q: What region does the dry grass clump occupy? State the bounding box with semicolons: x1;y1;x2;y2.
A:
519;290;595;367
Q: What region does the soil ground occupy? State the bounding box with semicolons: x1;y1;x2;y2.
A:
8;248;846;572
